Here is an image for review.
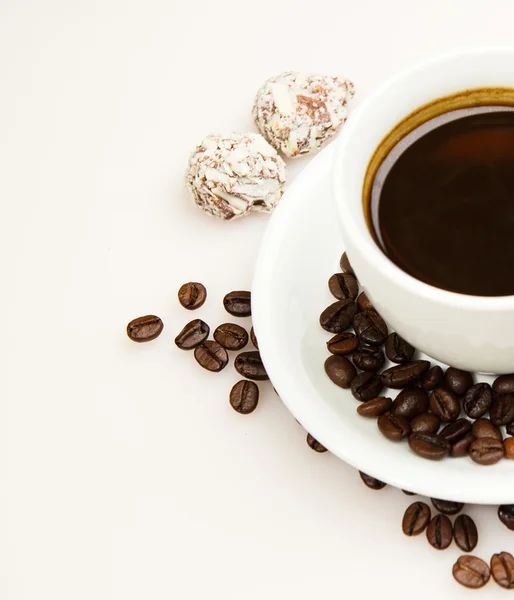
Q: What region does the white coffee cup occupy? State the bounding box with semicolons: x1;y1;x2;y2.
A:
333;48;514;374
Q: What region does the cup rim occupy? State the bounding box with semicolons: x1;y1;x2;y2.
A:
333;46;514;312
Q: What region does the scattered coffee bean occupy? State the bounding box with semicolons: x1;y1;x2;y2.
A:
410;412;441;435
426;514;453;549
213;323;248;351
452;433;474;458
307;433;327;453
340;251;354;274
498;505;514;531
402;490;416;496
504;437;514;459
126;315;164;342
420;365;444;391
353;310;388;345
490;393;514;426
444;367;473;396
507;424;514;436
327;332;359;356
175;318;209;350
429;388;460;422
381;360;430;389
454;515;478;552
178;282;207;310
352;345;385;372
359;471;386;490
463;383;492;419
223;291;251;317
391;387;428;420
439;419;472;444
234;351;268;380
357;291;374;312
351;372;383;401
493;373;514;395
328;272;359;300
229;380;259;414
194;341;229;372
469;437;504;465
402;502;431;536
319;299;357;333
472;418;502;441
453;556;490;589
377;413;410;441
408;433;451;460
431;498;464;515
250;327;258;349
325;355;357;389
357;396;392;417
491;552;514;589
385;332;415;364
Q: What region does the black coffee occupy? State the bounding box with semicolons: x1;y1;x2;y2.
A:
372;108;514;296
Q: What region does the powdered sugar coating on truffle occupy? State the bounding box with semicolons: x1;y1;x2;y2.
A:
186;133;287;220
253;72;355;158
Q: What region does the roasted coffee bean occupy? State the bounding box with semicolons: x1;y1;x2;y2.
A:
328;272;359;300
234;351;268;380
452;433;474;458
504;437;514;459
340;251;354;274
377;413;410;441
213;323;248;351
444;367;473;395
454;515;478;552
385;333;415;364
351;372;383;401
402;490;416;495
463;383;492;419
127;315;164;342
439;419;472;444
319;299;357;333
453;556;490;589
178;282;207;310
353;310;388;345
421;365;444;391
408;433;451;460
507;424;514;436
229;380;259;414
357;291;374;312
306;433;327;453
498;505;514;531
410;412;441;435
402;502;431;536
469;437;504;465
326;332;359;356
493;373;514;395
426;514;453;549
352;345;385;372
223;291;251;317
175;319;209;350
490;393;514;426
194;341;229;372
491;552;514;589
429;388;460;422
472;418;502;441
359;471;386;490
430;498;464;515
357;396;392;418
250;327;258;349
324;355;357;389
391;387;428;420
381;360;430;389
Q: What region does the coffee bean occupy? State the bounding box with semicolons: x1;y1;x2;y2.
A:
507;424;514;436
351;372;383;401
340;251;354;274
410;412;441;435
223;291;251;317
402;502;431;536
381;360;430;389
194;341;229;372
444;367;473;395
352;345;385;372
463;383;492;419
126;315;164;342
326;332;359;356
469;437;504;465
421;365;444;391
325;355;357;389
357;291;374;312
307;433;327;453
319;299;357;334
493;373;514;395
213;323;248;351
229;380;259;414
328;273;359;300
408;433;451;460
429;388;460;422
234;351;268;380
491;552;514;589
454;515;478;552
385;333;415;364
359;471;386;490
178;282;207;310
391;387;428;420
430;498;464;515
175;319;209;350
402;490;416;496
452;433;474;458
250;327;258;349
498;505;514;531
377;413;410;441
426;514;453;549
490;393;514;426
439;419;472;444
357;396;392;418
453;556;490;589
504;437;514;459
472;418;502;441
353;310;388;345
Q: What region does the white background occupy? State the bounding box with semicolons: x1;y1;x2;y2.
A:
2;0;514;598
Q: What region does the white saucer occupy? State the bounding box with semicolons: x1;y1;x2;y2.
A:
252;142;513;505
